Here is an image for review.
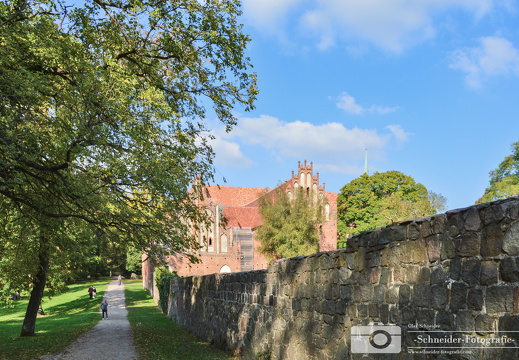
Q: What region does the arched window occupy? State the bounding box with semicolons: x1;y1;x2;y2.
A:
220;265;231;273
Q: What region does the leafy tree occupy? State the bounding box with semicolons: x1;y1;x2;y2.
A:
337;171;445;246
0;0;256;336
477;141;519;204
257;187;325;260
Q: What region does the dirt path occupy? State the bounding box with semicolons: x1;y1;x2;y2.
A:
43;280;139;360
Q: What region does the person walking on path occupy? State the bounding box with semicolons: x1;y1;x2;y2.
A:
117;274;122;286
56;279;138;360
100;299;109;320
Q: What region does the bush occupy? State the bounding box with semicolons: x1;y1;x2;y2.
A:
154;268;178;314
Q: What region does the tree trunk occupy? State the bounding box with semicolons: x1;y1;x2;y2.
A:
20;249;49;337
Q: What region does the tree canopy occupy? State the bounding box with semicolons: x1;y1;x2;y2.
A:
0;0;257;336
337;171;446;246
256;187;325;260
477;141;519;204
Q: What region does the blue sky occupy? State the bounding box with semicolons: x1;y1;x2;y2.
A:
207;0;519;211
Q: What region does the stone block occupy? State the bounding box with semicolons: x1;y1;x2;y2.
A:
500;256;519;282
475;314;494;335
503;220;519;255
433;214;448;235
430;266;448;284
481;222;504;257
405;241;429;264
370;267;381;284
357;304;368;317
422;221;433;238
486;286;513;313
467;288;484;311
416;309;435;327
379;268;390;284
455;310;474;333
399;284;411;306
449;282;467;311
407;222;420;240
464;207;482;232
385;286;399;304
412;283;431;308
441;236;456;260
373;285;385;303
483;202;506;225
480;261;499;286
456;232;481;257
448;212;462;237
418;267;431;283
449;258;462;281
461;258;482;286
435;311;455;330
405;265;421;284
340;285;354;302
498;315;519;344
431;284;448;309
426;236;442;262
360;285;373;302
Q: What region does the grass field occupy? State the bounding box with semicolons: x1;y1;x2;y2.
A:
125;279;237;360
0;279;237;360
0;280;108;360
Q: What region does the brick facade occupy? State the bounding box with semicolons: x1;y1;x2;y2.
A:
142;161;338;280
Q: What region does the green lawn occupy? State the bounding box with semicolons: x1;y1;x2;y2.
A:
0;281;108;360
0;280;238;360
125;279;238;360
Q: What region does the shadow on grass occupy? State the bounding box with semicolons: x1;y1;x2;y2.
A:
0;281;109;360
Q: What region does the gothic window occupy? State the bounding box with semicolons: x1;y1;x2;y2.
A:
325;203;330;221
220;234;228;253
300;173;305;187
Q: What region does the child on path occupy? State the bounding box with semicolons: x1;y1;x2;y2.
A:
100;299;109;320
117;274;122;286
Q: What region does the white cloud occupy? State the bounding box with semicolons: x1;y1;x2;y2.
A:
213;115;409;174
336;93;364;114
386;124;411;143
209;136;252;169
335;92;400;115
450;36;519;88
243;0;499;52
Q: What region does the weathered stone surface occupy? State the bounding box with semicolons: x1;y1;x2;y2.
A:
163;198;519;360
450;282;468;310
500;256;519;282
457;232;481;257
468;287;484;310
503;220;519;255
481;222;504;257
486;286;513;313
430;284;448;309
464;207;482;232
461;258;481;286
480;261;499;286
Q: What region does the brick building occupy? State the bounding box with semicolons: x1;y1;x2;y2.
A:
142;161;338;281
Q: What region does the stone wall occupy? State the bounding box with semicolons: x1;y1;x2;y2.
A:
166;197;519;359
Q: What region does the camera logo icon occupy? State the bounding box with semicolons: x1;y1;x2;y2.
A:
351;324;401;353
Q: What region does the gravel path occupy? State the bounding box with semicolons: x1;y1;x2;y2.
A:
43;280;139;360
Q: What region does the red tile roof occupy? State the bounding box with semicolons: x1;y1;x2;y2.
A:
201;186;270;207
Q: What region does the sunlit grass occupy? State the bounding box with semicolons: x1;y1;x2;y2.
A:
125;279;238;360
0;281;108;360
